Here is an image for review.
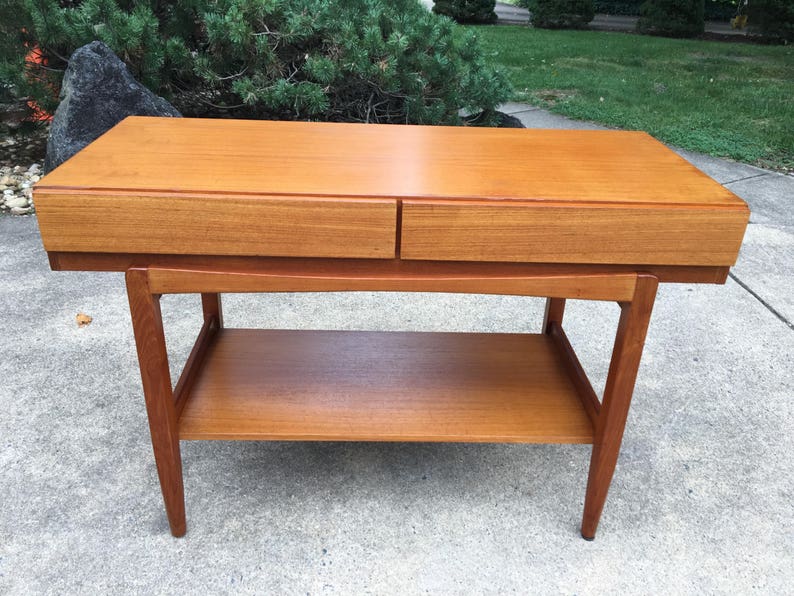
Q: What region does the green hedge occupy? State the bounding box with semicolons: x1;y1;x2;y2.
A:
595;0;737;20
0;0;511;125
750;0;794;41
637;0;706;37
531;0;596;28
432;0;498;24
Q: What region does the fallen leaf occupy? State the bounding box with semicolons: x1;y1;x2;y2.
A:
76;312;93;328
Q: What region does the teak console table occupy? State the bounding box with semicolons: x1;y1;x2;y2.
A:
35;117;749;539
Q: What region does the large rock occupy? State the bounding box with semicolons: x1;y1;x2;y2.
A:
45;41;180;172
494;111;524;128
464;110;525;128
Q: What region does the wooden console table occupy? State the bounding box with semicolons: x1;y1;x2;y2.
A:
35;117;749;539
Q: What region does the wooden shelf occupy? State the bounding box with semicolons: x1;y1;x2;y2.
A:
178;329;594;443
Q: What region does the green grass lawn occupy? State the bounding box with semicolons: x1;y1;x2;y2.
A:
473;26;794;171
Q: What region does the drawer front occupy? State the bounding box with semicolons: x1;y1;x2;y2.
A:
36;193;397;259
400;201;749;266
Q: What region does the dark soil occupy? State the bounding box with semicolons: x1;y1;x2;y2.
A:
1;98;49;167
1;123;49;169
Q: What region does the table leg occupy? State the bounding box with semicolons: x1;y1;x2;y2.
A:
201;293;223;328
543;297;566;333
126;268;186;537
581;274;658;539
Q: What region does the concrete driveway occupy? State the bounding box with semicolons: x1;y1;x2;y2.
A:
0;107;792;593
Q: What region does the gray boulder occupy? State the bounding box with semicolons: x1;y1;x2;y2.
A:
45;41;180;172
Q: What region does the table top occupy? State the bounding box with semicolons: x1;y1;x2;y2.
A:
35;117;749;269
38;116;746;208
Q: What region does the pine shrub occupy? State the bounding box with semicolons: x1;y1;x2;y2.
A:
0;0;511;125
749;0;794;41
531;0;595;29
637;0;705;37
432;0;498;24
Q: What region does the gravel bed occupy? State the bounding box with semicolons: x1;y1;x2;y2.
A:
1;124;48;216
0;162;40;215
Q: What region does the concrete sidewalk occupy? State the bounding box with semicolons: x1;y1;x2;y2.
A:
1;107;792;593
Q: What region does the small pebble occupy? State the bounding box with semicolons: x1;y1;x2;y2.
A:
5;196;29;209
10;206;32;215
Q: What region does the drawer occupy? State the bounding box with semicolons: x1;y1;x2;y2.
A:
35;192;397;259
400;201;749;266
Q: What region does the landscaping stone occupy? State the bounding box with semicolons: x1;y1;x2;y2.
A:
44;41;181;172
4;196;29;209
465;110;525;128
495;110;524;128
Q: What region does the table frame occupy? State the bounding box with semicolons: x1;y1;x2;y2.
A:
36;119;747;542
119;257;661;539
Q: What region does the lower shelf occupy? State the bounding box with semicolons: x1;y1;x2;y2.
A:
178;329;594;443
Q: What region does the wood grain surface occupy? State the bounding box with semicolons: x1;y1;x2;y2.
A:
125;268;186;536
178;329;595;443
146;266;638;301
35;192;396;258
38;117;746;207
46;252;733;284
35;117;749;266
581;274;659;539
400;200;749;266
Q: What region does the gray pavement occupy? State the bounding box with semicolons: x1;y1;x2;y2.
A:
1;107;793;593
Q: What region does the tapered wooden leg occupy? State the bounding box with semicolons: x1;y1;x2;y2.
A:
581;274;658;540
201;293;223;328
126;267;186;537
543;297;566;333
